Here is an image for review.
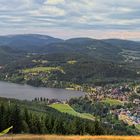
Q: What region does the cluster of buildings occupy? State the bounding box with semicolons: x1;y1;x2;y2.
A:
86;85;132;102
112;108;140;125
85;84;140;127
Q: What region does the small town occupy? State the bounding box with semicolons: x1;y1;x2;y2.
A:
84;84;140;128
32;83;140;129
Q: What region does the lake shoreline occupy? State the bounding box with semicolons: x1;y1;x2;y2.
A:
0;81;85;101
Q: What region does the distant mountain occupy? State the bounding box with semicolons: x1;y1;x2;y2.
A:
27;37;123;62
104;39;140;51
41;38;123;62
0;34;140;63
0;34;63;51
0;35;140;85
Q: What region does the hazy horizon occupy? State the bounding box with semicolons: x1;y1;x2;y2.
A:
0;33;140;42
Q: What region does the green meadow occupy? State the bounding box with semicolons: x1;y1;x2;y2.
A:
49;103;94;120
102;98;124;106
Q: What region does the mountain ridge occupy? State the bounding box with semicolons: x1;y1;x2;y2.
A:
0;34;140;64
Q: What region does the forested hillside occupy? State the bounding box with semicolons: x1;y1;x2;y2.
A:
0;35;140;87
0;97;138;135
0;46;23;65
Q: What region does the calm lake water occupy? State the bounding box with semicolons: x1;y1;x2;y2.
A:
0;81;85;100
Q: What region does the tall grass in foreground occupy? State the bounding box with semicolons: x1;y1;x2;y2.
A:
0;135;140;140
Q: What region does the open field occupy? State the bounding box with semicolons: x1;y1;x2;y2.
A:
49;103;94;120
1;135;140;140
23;66;64;73
102;98;124;106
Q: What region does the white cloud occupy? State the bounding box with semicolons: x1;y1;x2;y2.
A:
0;0;139;39
46;0;65;5
0;0;31;10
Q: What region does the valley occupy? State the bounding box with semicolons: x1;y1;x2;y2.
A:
0;0;139;138
0;35;140;136
0;35;139;88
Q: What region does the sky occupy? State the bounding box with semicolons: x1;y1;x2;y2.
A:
0;0;140;40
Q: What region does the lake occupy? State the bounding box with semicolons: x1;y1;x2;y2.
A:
0;81;85;100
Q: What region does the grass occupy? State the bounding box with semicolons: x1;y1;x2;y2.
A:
23;66;64;74
1;135;140;140
49;103;94;120
102;98;123;106
67;60;77;64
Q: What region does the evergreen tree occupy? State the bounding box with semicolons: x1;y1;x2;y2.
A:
11;104;22;133
0;104;7;131
94;120;104;135
21;120;29;133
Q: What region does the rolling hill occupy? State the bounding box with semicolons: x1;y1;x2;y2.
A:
0;34;140;86
0;34;140;64
104;39;140;51
0;34;63;51
0;34;140;63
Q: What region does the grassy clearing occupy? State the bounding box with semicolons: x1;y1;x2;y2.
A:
1;135;140;140
23;66;64;73
49;103;94;120
102;98;123;106
67;60;77;64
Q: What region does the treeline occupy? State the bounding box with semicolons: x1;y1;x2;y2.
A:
0;102;107;135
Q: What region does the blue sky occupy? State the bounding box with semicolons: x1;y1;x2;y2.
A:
0;0;139;40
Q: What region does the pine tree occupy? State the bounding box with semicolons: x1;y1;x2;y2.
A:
11;104;22;133
94;119;104;135
68;119;77;134
52;118;62;134
37;117;47;134
21;120;29;133
0;104;7;131
45;115;54;133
